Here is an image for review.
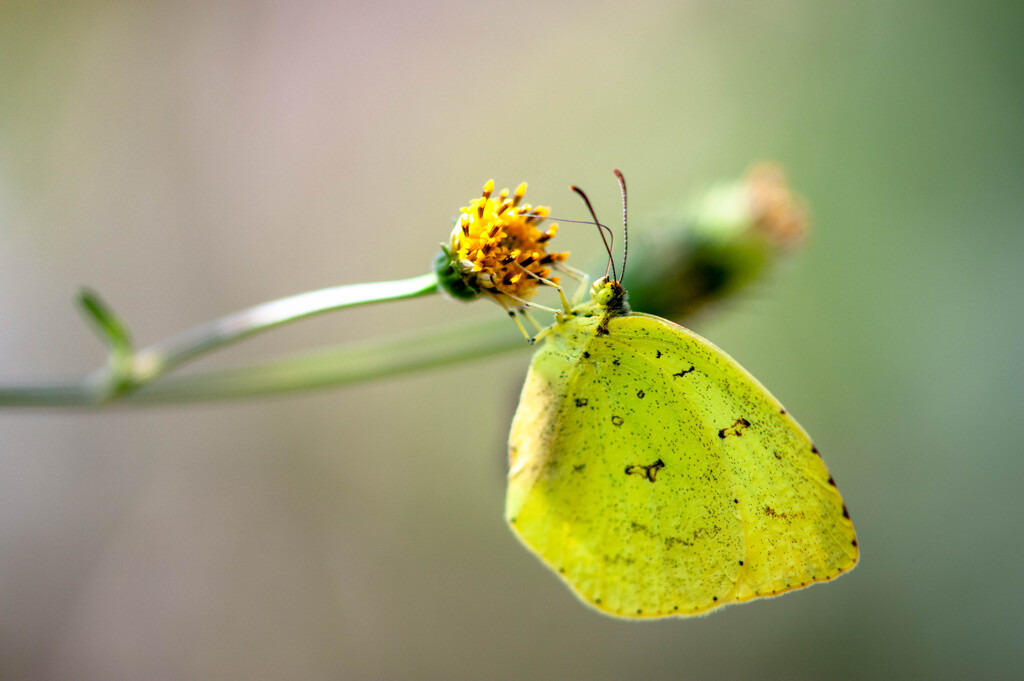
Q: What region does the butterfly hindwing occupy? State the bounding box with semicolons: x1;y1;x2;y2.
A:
507;311;857;618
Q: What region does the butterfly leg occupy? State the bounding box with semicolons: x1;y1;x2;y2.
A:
513;263;573;315
520;309;545;333
556;263;590;306
493;296;536;342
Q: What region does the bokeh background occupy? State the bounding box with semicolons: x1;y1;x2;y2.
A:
2;1;1022;679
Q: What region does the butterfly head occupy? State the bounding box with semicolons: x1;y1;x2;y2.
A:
589;276;630;316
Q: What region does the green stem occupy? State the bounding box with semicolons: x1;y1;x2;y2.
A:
0;273;440;407
123;316;524;404
130;273;438;382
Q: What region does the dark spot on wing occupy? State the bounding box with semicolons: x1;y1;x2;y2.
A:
718;418;752;438
764;505;791;523
602;553;636;566
582;351;590;359
773;451;782;460
673;365;695;378
625;459;665;482
573;464;586;473
842;504;849;519
574;397;588;407
612;358;620;366
812;445;820;456
637;390;645;399
656;350;662;358
611;415;625;426
665;536;691;549
827;476;836;487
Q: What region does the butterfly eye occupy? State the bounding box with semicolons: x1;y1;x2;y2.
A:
591;279;615;305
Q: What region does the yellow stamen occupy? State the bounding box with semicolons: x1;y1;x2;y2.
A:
512;182;527;207
443;180;571;307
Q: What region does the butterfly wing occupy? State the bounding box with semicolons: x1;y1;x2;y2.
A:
506;312;857;618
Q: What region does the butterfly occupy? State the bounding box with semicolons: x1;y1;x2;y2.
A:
505;171;858;618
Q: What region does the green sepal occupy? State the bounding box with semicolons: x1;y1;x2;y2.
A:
433;244;482;302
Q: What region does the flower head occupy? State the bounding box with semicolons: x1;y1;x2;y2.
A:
435;180;569;307
623;163;810;321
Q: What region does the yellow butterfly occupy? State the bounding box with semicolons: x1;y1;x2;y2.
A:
506;171;858;618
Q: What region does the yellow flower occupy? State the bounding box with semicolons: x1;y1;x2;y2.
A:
435;180;569;307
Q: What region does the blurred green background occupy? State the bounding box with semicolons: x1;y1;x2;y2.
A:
2;1;1022;679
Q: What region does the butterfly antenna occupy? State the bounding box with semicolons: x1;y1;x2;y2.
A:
523;214;617;251
613;169;628;284
570;185;618;282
